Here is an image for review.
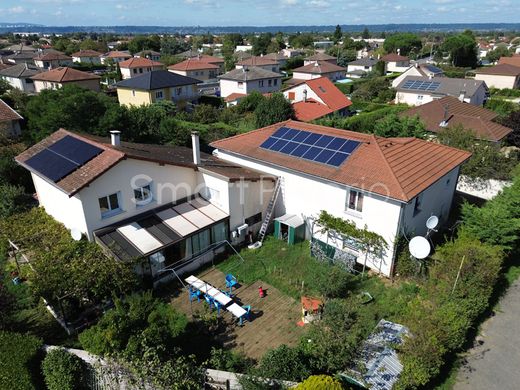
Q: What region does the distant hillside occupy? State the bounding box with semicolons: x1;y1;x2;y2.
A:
0;23;519;35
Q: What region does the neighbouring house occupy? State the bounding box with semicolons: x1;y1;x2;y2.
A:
0;98;23;137
304;52;337;66
381;53;410;74
292;61;346;82
346;58;378;78
498;54;520;67
33;52;72;69
168;58;220;82
71;50;103;64
4;51;37;65
0;63;42;93
31;67;101;93
177;54;225;74
15;129;275;285
235;45;253;52
282;77;352;121
118;57;164;80
100;51;132;64
394;76;488;106
134;50;162;62
211;120;471;277
116;70;201;106
282;48;304;58
219;67;283;99
235;56;281;73
400;96;512;143
474;64;520;89
0;62;12;71
264;52;288;67
391;63;445;88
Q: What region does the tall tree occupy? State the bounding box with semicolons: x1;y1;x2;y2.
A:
383;33;422;56
362;27;370;39
442;31;478;68
254;93;294;127
333;25;342;44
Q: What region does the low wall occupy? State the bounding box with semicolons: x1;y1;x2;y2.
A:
456;176;512;200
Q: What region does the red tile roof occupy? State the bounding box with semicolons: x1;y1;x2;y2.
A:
237;56;279;66
305;77;352;111
211;120;471;202
293;99;335;121
474;63;520;76
381;53;409;62
305;53;336;61
118;57;163;69
104;51;132;59
401;96;512;142
168;58;219;71
195;54;224;65
293;61;346;74
0;99;23;122
71;50;103;57
224;93;247;103
33;52;71;61
31;67;101;82
498;55;520;68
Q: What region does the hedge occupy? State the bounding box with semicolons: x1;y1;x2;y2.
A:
0;331;43;390
42;348;86;390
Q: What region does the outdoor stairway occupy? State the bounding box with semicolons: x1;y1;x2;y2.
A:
257;178;282;243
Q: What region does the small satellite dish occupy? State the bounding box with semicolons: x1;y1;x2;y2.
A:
426;215;439;231
409;236;431;259
70;228;82;241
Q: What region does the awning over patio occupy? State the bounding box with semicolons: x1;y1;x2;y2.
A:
96;196;229;261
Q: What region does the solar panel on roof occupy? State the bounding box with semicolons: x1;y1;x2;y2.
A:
260;126;360;167
47;135;102;166
401;80;440;92
25;149;79;182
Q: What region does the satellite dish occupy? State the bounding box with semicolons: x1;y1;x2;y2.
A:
70;228;82;241
409;236;431;259
426;215;439;231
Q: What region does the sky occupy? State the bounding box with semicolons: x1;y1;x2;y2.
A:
0;0;518;27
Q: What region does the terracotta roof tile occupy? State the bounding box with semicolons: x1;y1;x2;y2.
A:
237;56;279;66
211;120;471;202
305;77;352;111
381;53;409;62
31;67;101;82
224;93;247;102
498;55;520;67
71;50;103;57
293;61;346;74
33;52;71;61
118;57;163;68
293;99;335;121
401;96;512;142
168;58;219;71
474;63;520;76
104;51;132;59
305;53;336;61
0;99;23;122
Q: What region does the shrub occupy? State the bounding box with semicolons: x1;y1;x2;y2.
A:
191;104;220;124
311;265;354;298
296;375;343;389
42;348;86;390
0;331;43;390
209;347;252;373
257;344;310;382
254;93;294;128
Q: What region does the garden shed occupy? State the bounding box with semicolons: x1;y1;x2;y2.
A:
274;214;305;245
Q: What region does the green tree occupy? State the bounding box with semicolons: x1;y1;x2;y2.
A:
191;104;220;124
251;33;273;56
485;45;513;63
0;183;29;219
373;114;427;138
42;348;86;390
362;27;370;40
0;331;42;390
254;93;294;128
333;25;342;44
501;110;520;147
442;31;478;68
237;90;266;113
161;36;189;56
0;78;12;95
383;33;422;56
296;375;343;390
257;344;310;382
128;35;161;54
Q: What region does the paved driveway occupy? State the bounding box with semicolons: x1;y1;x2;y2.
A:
455;278;520;390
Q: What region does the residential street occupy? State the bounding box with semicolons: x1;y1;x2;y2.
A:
455;278;520;390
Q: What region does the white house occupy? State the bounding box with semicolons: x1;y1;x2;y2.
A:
219;67;283;99
16;129;275;284
474;64;520;90
31;67;101;93
304;52;337;66
394;76;489;106
0;63;42;93
236;56;281;73
381;53;410;74
33;52;72;70
211;120;471;277
0;98;23;137
118;57;164;80
347;58;378;76
134;50;162;62
71;50;103;64
292;61;346;82
100;51;132;64
391;63;444;88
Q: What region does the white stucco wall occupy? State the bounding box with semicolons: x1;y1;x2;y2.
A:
292;71;345;82
1;76;35;93
474;73;519;90
283;83;325;104
72;56;102;64
213;149;404;276
348;64;374;72
235;64;280;73
386;61;410;73
219;78;282;98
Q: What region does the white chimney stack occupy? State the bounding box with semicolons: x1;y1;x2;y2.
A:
191;131;201;165
458;90;466;102
110;130;121;146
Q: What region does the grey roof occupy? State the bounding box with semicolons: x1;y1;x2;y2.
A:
346;69;368;76
219;66;282;81
116;70;201;90
4;52;36;61
0;63;42;78
348;58;378;67
419;63;443;75
343;319;409;390
396;76;486;98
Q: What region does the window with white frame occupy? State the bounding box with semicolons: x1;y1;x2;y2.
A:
346;190;364;212
134;184;152;205
98;192;121;218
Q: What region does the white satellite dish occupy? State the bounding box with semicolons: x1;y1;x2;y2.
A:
70;228;82;241
409;236;431;259
426;215;439;231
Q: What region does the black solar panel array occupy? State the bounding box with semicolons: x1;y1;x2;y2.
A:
260;126;360;167
401;80;441;92
25;135;102;182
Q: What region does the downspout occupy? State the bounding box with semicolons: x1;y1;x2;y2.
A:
390;202;406;280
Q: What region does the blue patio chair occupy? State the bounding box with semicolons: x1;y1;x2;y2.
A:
189;288;202;303
240;305;251;325
204;294;214;310
214;300;222;316
225;274;238;293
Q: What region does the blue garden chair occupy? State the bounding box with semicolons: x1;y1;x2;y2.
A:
225;274;238;293
240;305;251;325
214;300;222;316
204;294;214;310
189;288;202;303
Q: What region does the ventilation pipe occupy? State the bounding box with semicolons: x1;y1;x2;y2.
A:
458;90;466;102
191;131;201;165
303;89;307;102
110;130;121;146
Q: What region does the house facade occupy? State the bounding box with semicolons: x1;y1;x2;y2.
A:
119;57;164;80
33;53;73;69
382;53;410;74
0;98;23;137
168;58;220;82
391;64;444;88
235;57;281;73
100;51;132;64
116;70;201;106
0;63;41;93
347;58;378;76
16;130;275;284
219;67;282;98
292;62;346;82
395;76;488;106
211;120;470;276
31;67;101;93
71;50;103;64
474;64;520;89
